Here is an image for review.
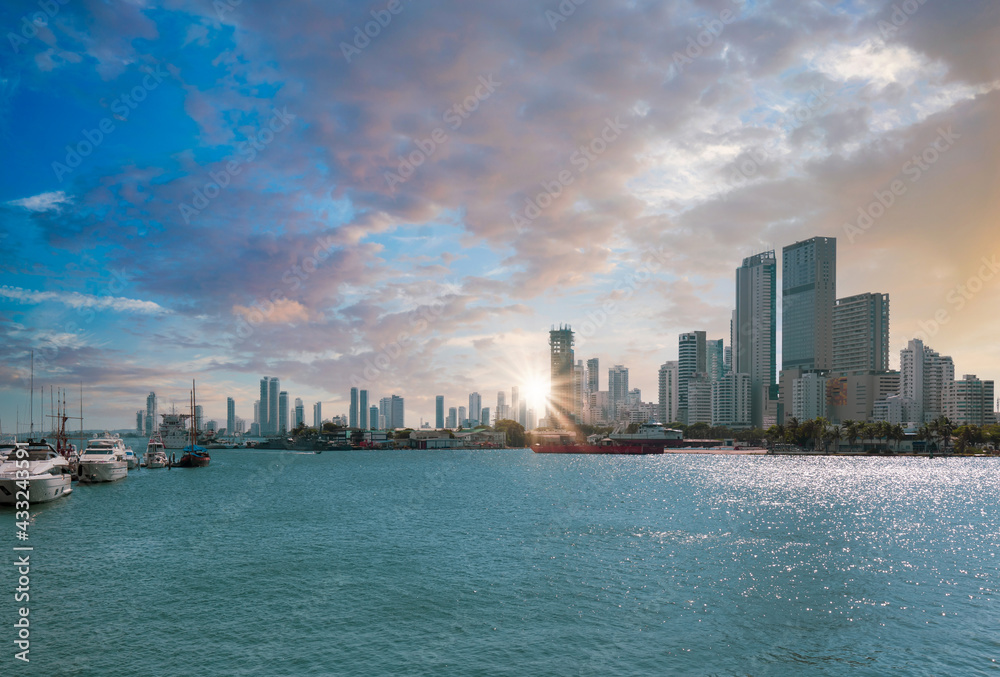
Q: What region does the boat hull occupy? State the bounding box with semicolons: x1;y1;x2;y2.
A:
175;453;210;468
144;453;168;468
79;461;128;482
533;445;662;455
0;475;73;504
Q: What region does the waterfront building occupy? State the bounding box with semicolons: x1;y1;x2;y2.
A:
549;326;576;427
227;397;236;435
268;377;279;436
706;338;725;381
586;358;599;393
825;370;900;424
294;398;304;428
658;361;679;424
436;396;445;429
782;236;836;372
350;387;359;429
711;372;751;429
259;378;270;434
447;407;457;429
832;293;890;372
136;410;144;434
734;250;777;428
277;392;288;435
379;396;405;429
249;422;260;436
899;339;955;422
872;394;915;426
458;406;467;427
313;401;322;429
469;392;482;427
360;390;369;429
944;374;995;426
518;399;527;427
573;360;585;422
686;374;712;425
791;372;828;421
369;405;379;430
195;405;204;432
145;391;158;434
481;407;490;427
608;364;629;422
678;331;706;424
527;408;536;431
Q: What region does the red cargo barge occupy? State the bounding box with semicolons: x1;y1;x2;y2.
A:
533;444;663;454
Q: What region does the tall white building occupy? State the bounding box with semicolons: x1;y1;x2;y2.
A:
657;361;679;424
227;397;236;435
686;374;713;426
468;392;482;426
278;391;289;435
145;391;158;434
734;250;777;428
832;293;890;372
791;372;828;421
678;331;707;424
944;375;995;426
573;360;585;423
608;365;629;421
711;372;751;429
294;398;304;428
900;339;955;423
313;401;322;429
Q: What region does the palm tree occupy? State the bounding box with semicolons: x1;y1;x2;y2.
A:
813;417;830;453
862;422;879;453
785;417;800;446
936;417;955;454
917;424;932;455
876;421;892;453
827;424;842;454
843;420;858;453
891;424;905;453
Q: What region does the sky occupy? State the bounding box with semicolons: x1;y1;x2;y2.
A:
0;0;998;432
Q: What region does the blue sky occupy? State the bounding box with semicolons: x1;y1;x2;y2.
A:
1;0;999;431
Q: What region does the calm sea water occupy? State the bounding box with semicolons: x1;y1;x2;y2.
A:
2;450;998;676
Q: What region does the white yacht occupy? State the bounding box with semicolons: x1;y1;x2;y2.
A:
0;439;27;463
79;433;129;483
124;448;139;470
0;440;74;505
143;434;168;469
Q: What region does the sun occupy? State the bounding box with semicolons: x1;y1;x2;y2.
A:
522;375;549;411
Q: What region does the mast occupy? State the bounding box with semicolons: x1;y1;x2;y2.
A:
29;349;34;437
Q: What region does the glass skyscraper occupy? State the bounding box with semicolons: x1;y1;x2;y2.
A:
782;237;836;371
734;250;776;428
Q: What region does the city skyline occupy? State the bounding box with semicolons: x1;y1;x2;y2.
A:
2;2;1000;429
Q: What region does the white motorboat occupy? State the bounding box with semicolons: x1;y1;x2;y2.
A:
124;448;139;470
78;432;129;483
0;440;74;505
0;438;27;463
143;434;168;469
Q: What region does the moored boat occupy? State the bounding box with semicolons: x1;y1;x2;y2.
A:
79;432;129;482
174;380;210;468
143;434;169;468
533;442;662;454
124;448;140;470
0;440;74;504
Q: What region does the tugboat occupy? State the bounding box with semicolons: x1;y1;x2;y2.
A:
175;380;210;468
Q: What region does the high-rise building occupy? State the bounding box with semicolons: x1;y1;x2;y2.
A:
527;408;536;431
481;407;490;427
253;400;260;426
678;331;707;424
268;378;279;435
435;396;445;429
608;364;629;421
586;358;599;393
469;392;482;426
549;325;575;427
369;405;379;430
511;386;519;423
944;374;994;426
313;401;322;429
518;398;527;427
782;236;836;371
686;374;712;425
381;395;404;429
259;377;270;434
706;338;725;381
360;390;369;429
573;360;585;423
458;406;467;427
791;372;827;421
447;407;457;428
496;391;507;421
294;398;304;428
349;387;359;429
711;372;751;428
734;250;777;428
136;410;144;434
658;361;679;424
832;293;890;372
145;391;158;435
278;391;289;435
227;397;236;434
900;339;955;423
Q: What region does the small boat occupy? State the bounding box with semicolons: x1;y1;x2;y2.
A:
79;432;129;482
143;434;169;468
124;448;140;470
0;440;74;504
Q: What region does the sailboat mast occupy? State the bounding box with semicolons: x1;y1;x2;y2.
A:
29;349;34;437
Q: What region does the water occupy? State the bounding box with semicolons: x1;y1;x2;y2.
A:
3;450;998;676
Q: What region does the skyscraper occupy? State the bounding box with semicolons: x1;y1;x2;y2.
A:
586;358;599;393
658;361;679;424
511;387;520;425
268;377;279;435
136;410;144;434
145;391;158;434
711;372;751;429
294;398;304;428
608;364;629;421
350;387;359;429
458;406;467;427
469;392;482;426
549;325;575;427
573;360;584;423
447;407;457;428
313;401;322;429
832;292;890;372
259;377;270;433
496;391;507;421
782;236;837;371
278;391;289;434
900;339;955;423
677;331;706;424
194;405;204;431
734;250;777;428
435;396;445;429
480;407;490;427
379;395;405;429
944;375;995;426
360;389;369;429
369;405;379;430
227;397;236;435
706;338;725;381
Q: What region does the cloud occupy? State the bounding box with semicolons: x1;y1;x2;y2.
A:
6;191;72;212
0;286;168;314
